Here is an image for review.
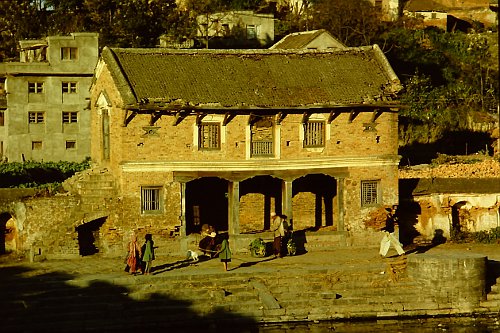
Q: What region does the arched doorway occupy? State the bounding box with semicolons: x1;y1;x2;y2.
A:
0;212;16;254
76;217;106;256
185;177;228;235
292;174;337;231
451;201;474;237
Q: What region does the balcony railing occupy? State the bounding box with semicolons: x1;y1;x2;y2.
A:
251;140;274;157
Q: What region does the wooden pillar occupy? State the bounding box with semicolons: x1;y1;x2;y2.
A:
282;180;293;227
228;181;240;235
179;182;187;237
336;178;345;231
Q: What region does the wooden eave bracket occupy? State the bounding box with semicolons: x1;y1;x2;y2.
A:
196;113;207;125
150;111;162;126
173;111;188;126
301;112;310;124
371;109;383;122
348;110;360;123
248;113;255;125
276;112;286;125
223;112;236;126
328;111;341;124
123;109;137;127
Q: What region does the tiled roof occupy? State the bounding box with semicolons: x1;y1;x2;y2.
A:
270;29;346;50
102;46;401;109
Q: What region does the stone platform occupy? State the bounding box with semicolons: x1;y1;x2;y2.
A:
1;243;499;332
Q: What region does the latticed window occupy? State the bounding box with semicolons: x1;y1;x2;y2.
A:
28;82;44;94
199;123;220;150
28;112;44;123
361;180;379;206
141;187;162;213
62;82;77;94
304;121;325;147
61;47;78;60
62;112;78;123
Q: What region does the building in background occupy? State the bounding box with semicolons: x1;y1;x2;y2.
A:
0;33;98;162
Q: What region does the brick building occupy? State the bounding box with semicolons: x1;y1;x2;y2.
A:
0;33;99;162
88;46;402;254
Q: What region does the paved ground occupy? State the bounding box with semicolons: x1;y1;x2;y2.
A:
1;242;499;280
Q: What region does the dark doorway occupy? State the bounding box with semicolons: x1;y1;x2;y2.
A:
76;217;106;256
186;177;228;235
0;212;12;254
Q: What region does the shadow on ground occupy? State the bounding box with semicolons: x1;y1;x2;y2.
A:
0;263;259;332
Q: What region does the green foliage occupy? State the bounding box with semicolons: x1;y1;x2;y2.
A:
451;227;500;244
0;158;90;189
249;238;266;257
384;28;499;146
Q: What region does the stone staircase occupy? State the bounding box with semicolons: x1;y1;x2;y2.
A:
481;276;500;310
63;168;116;223
1;254;499;331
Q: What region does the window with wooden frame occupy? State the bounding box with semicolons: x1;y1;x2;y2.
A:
65;140;76;149
61;47;78;60
199;122;221;150
28;82;44;94
62;111;78;123
62;82;77;94
28;112;44;123
141;187;162;214
361;180;379;206
303;121;325;148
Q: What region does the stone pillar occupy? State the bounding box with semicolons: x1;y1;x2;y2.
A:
179;182;187;237
228;181;240;235
407;252;487;311
336;177;345;231
282;180;293;227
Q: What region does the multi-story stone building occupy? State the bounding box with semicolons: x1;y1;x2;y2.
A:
0;33;99;162
88;46;402;253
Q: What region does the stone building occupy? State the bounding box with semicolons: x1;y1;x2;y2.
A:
84;46;402;256
197;11;275;48
0;33;99;162
404;0;497;30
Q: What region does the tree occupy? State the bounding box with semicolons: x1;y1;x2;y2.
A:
309;0;384;46
0;0;46;61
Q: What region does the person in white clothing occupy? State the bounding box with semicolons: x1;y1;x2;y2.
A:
379;206;405;257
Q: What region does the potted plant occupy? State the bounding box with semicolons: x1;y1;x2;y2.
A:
249;238;266;257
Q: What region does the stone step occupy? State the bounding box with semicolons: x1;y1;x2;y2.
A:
480;299;500;309
486;292;500;300
79;188;116;197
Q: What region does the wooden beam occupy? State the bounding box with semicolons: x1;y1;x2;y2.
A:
371;109;383;122
149;112;162;126
223;112;236;126
123;109;136;127
173;112;187;126
328;111;341;124
248;113;255;125
301;112;310;124
276;112;286;125
348;110;360;123
196;113;207;125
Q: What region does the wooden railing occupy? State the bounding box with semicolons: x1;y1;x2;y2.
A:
251;141;274;157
